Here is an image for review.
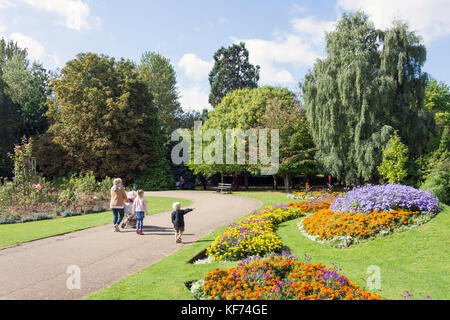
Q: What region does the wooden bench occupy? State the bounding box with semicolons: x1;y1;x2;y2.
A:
216;183;232;194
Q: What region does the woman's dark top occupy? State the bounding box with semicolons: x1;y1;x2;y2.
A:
171;209;193;228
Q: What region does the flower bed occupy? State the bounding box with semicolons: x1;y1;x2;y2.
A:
299;209;436;247
206;199;332;262
0;173;113;224
288;190;346;201
191;254;384;300
206;205;304;261
330;184;441;214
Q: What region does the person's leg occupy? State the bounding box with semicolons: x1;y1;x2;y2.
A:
117;209;125;225
112;209;118;225
136;218;142;232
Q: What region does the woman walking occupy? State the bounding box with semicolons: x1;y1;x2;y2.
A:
110;178;129;232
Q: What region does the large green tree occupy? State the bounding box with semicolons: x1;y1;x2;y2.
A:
193;86;316;190
208;42;260;107
303;12;434;184
139;52;183;134
0;39;50;177
46;53;168;182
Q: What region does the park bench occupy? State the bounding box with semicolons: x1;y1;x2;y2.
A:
216;183;232;194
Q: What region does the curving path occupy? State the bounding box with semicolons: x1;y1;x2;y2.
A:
0;191;261;300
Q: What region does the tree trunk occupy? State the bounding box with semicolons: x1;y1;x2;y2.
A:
221;172;224;184
201;175;207;190
244;171;249;190
273;175;278;190
284;174;292;193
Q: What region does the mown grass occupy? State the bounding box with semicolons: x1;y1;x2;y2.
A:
87;191;290;300
88;192;449;300
0;196;192;248
278;205;450;300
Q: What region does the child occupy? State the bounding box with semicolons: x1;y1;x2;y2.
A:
121;191;137;229
133;190;148;235
171;202;194;243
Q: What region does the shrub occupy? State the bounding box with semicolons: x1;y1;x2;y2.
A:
421;159;450;205
193;254;384;300
378;131;409;184
134;159;175;191
330;184;441;214
0;213;19;224
20;212;53;223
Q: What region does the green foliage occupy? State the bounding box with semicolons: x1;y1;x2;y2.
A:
421;159;450;205
134;158;175;191
378;132;409;183
209;42;260;107
46;53;164;181
191;86;316;189
303;12;434;183
0;39;51;177
424;79;450;127
139;52;183;134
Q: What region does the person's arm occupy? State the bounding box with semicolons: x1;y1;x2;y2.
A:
171;211;176;224
182;208;193;215
122;188;129;203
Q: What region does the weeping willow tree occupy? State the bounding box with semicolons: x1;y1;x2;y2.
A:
303;11;434;184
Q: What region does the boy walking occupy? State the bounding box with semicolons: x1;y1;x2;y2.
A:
171;202;194;243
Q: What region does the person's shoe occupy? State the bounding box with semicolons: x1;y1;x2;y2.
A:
139;231;144;235
136;229;140;234
114;224;120;232
121;223;126;229
176;238;182;243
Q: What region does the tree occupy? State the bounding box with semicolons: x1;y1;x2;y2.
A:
209;42;260;107
195;86;316;191
303;12;434;184
261;98;317;192
378;132;409;184
0;39;28;177
424;79;450;127
139;52;183;134
46;53;168;182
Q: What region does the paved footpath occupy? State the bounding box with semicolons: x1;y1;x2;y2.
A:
0;191;261;300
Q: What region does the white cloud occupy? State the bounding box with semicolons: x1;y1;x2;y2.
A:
178;53;213;82
179;85;211;112
233;16;335;86
21;0;99;30
337;0;450;43
7;33;60;67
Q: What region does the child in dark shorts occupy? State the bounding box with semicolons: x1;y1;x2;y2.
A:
171;202;194;243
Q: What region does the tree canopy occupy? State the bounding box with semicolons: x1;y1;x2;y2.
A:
46;53;165;181
303;12;435;184
208;42;260;107
139;52;183;134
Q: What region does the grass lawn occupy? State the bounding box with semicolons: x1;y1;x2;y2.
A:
87;191;294;300
0;196;192;249
88;191;449;300
278;205;450;300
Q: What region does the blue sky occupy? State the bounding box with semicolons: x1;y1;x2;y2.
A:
1;0;449;111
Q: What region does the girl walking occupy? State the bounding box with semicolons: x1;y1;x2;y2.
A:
133;190;148;235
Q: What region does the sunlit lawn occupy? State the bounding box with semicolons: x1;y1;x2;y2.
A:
88;192;449;300
0;196;192;248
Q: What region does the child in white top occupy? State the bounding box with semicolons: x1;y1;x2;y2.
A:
133;190;148;235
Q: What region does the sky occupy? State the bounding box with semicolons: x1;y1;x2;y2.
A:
1;0;449;112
